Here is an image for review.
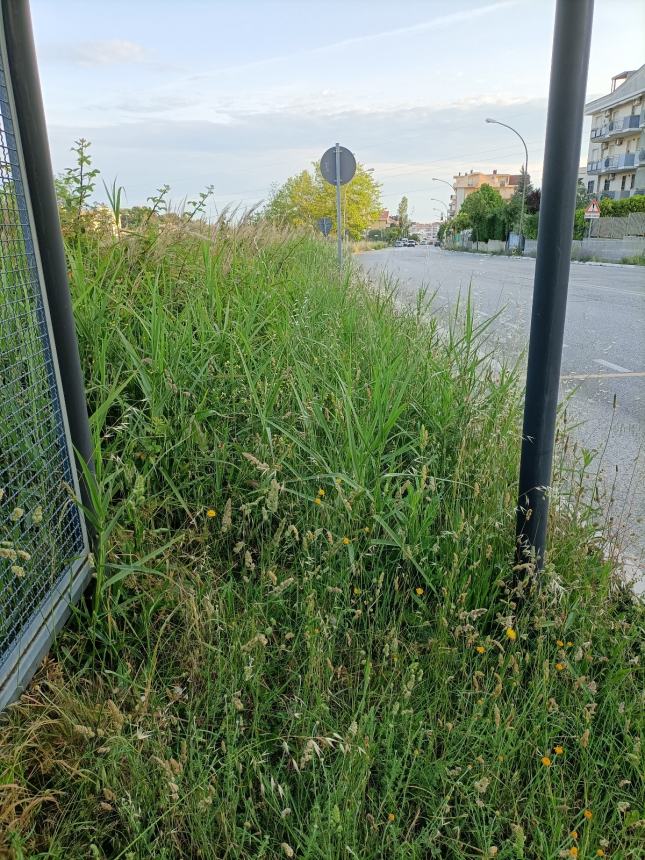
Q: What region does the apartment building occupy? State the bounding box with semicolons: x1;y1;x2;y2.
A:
585;65;645;199
450;169;522;216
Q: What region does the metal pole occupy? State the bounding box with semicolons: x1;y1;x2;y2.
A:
2;0;94;507
484;119;529;249
516;0;594;571
335;143;342;268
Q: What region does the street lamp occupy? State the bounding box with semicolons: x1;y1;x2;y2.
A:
430;197;448;213
485;118;529;245
432;178;456;215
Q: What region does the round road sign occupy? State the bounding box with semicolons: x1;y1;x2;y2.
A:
320;145;356;186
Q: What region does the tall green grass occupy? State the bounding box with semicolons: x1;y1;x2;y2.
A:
1;220;642;859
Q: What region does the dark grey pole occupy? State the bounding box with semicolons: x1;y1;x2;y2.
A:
516;0;594;569
335;142;342;268
2;1;94;508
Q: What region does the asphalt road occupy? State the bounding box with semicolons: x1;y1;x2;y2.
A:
357;246;645;572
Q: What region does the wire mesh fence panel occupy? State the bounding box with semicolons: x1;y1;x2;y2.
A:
0;26;88;707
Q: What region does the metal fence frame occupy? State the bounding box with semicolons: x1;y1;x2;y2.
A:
0;1;92;711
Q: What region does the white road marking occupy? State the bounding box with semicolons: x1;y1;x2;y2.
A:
593;358;632;373
562;371;645;381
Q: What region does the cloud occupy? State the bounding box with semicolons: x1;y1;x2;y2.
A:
72;39;148;66
188;1;522;80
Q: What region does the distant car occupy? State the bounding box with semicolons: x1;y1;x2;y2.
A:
394;239;404;247
407;239;417;246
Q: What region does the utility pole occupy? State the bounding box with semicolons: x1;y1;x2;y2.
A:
516;0;594;571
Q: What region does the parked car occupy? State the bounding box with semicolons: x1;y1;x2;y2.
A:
407;239;417;246
394;239;404;247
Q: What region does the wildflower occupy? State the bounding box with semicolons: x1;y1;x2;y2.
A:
314;497;322;505
584;809;593;821
206;509;217;518
571;831;578;840
567;641;573;647
554;745;564;755
555;662;566;671
318;487;325;497
32;505;43;524
11;565;25;578
342;536;351;545
476;645;486;654
541;756;552;767
415;587;424;596
570;849;578;858
506;628;517;641
557;639;565;647
596;851;605;857
363;526;370;534
387;812;395;822
11;507;24;522
281;844;294;858
353;586;362;596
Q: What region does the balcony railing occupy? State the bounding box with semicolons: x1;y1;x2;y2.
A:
587;152;636;173
590;114;642;140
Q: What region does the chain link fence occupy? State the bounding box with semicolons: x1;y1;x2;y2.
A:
0;16;89;709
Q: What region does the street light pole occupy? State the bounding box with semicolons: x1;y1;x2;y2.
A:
485;118;528;247
432;178;456;216
430;197;448;214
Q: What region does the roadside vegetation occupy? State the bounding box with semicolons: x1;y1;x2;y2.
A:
1;146;643;859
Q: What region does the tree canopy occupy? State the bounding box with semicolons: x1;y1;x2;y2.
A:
264;163;381;239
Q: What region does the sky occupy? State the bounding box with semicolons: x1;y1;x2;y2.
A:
32;0;645;223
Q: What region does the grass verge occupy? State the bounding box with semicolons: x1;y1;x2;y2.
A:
1;219;643;859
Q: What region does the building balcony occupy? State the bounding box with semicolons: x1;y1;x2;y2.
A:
590;114;642;140
587;153;636;174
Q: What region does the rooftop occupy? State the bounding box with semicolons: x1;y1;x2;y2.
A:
585;64;645;114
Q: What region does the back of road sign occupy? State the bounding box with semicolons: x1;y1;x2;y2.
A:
320;145;356;186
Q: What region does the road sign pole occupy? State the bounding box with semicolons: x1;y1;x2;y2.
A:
335;142;342;268
516;0;594;572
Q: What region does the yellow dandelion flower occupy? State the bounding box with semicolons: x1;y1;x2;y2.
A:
342;536;351;545
571;831;578;840
584;809;593;821
363;526;371;534
314;497;322;505
541;756;552;767
415;587;424;596
570;848;578;858
556;639;565;647
206;509;217;518
353;586;362;596
554;745;564;755
506;628;517;641
387;812;395;822
317;488;325;497
555;662;566;671
476;645;486;654
596;850;605;857
566;641;573;647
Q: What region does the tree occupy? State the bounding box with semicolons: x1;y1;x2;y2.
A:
575;179;590;209
460;183;506;242
396;196;411;237
264;163;381;239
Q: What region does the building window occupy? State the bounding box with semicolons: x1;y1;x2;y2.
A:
603;178;610;191
587;180;594;193
631;174;636;189
621;174;627;190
